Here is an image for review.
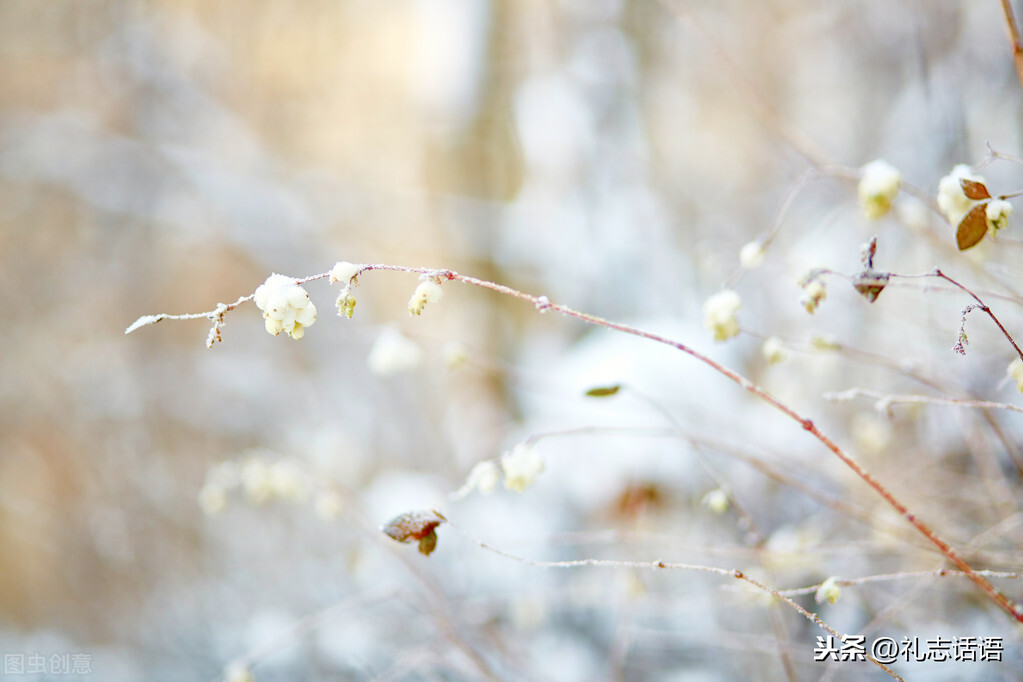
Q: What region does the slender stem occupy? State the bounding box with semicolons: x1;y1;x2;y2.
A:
351;263;1023;624
445;521;904;681
932;268;1023;361
1001;0;1023;88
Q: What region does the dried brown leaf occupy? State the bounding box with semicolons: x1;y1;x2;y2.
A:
382;510;446;546
960;178;991;200
956;203;989;251
852;271;890;303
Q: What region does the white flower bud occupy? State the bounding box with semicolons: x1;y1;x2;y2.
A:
501;444;544;493
815;576;842;605
336;290;357;319
701;488;729;514
703;290;742;342
985;199;1012;233
858;159;901;219
408;279;444;316
739;241;765;268
801;281;827;314
761;336;787;365
937;164;985;226
1007;358;1023;392
329;261;361;284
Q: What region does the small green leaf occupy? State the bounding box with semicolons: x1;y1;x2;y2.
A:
956;203;989;251
585;385;621;398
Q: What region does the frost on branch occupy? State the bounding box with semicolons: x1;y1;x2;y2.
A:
124;314;165;335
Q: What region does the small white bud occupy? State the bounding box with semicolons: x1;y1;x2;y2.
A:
739;241;765;268
1007;358;1023;392
408;279;444;316
815;576;842;605
501;444;544;493
701;488;729;514
336;289;357;319
985;199;1012;233
801;281;827;314
761;336;787;365
937;164;985;226
858;159;901;220
703;290;742;342
329;261;361;284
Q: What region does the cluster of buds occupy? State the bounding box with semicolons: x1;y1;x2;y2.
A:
253;274;317;339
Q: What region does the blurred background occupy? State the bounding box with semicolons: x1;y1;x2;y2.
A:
1;0;1022;680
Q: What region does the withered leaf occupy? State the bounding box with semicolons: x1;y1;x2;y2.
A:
382;510;446;551
418;531;438;556
585;385;621;398
959;178;991;201
955;203;989;251
852;271;890;303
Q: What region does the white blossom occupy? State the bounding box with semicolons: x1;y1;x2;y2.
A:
937;164;985;226
408;278;444;316
501;444;544;493
701;488;729;514
1008;358;1023;392
858;159;901;219
367;328;422;376
329;261;361;284
815;576;842;605
451;460;501;499
985;199;1012;233
801;280;827;314
761;336;787;365
739;241;765;268
253;273;316;340
703;290;742;342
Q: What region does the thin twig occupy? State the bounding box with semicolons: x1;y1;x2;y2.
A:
444;520;904;681
1001;0;1023;88
825;387;1023;415
774;569;1022;597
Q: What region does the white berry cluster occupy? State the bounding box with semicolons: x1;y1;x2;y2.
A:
451;444;546;498
253;274;317;339
857;159;902;220
703;290;742;342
